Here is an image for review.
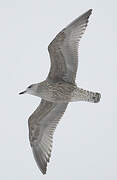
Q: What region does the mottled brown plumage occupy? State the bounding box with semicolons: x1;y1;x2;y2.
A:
20;9;101;174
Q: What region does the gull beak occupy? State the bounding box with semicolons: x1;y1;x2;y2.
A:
19;90;26;95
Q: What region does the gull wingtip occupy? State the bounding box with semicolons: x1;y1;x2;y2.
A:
88;9;93;13
87;9;93;16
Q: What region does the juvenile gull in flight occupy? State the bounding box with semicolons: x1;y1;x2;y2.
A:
19;9;101;174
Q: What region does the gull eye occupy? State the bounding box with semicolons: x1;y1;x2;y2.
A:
28;85;33;88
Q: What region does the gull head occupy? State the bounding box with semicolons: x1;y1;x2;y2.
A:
19;84;38;95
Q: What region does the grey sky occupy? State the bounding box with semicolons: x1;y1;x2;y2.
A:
0;0;117;179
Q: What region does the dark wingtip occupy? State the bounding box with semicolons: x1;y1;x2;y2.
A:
89;9;93;12
88;9;92;13
42;170;47;175
32;146;48;175
81;9;92;21
87;9;93;16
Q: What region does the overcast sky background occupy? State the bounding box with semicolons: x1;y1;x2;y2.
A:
0;0;117;179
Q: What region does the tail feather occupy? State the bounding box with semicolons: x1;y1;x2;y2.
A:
71;88;101;103
89;92;101;103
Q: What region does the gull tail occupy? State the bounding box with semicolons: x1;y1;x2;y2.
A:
89;92;101;103
71;88;101;103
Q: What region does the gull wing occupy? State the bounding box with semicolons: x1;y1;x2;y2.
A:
48;9;92;83
28;99;68;174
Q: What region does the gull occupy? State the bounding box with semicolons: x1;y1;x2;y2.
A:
19;9;101;174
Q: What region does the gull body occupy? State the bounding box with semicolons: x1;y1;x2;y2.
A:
20;9;101;174
22;80;100;103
